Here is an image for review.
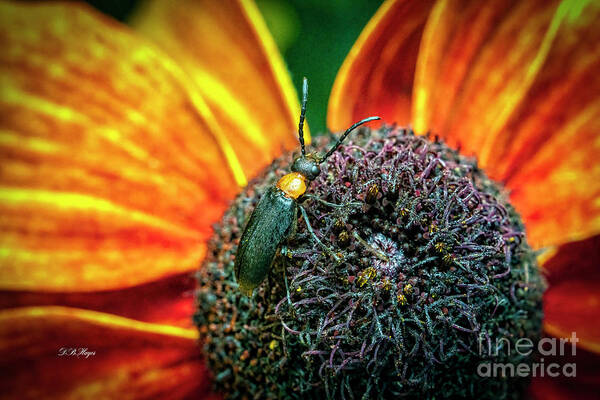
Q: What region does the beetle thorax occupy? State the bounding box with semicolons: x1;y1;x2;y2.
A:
277;172;307;199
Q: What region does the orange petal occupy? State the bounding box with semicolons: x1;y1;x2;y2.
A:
0;273;196;329
0;306;213;399
327;0;436;132
410;0;600;246
411;0;518;136
423;0;584;161
0;2;243;291
131;0;304;180
497;0;600;247
503;96;600;246
489;0;600;182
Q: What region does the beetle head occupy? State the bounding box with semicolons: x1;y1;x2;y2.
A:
291;154;321;181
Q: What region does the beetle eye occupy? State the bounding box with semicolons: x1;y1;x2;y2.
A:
311;166;320;175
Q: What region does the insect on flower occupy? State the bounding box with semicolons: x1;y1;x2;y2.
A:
234;77;380;296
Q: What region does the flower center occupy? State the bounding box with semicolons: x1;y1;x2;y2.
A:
196;127;544;399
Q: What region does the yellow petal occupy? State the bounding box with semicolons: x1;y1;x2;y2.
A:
0;2;240;291
132;0;306;181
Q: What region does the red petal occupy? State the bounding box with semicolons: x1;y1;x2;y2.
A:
132;0;306;180
544;281;600;354
542;235;600;285
327;0;436;132
0;2;241;291
529;346;600;399
541;234;600;354
530;377;600;400
0;273;197;329
0;306;214;399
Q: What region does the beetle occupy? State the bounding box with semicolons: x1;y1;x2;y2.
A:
234;77;380;296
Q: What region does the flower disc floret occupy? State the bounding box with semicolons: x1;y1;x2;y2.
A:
196;127;544;399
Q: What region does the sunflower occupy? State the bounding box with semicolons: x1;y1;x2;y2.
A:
0;0;598;399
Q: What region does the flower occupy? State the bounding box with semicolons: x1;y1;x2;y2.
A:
0;0;598;399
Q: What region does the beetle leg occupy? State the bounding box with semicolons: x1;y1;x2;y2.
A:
299;205;341;262
302;194;362;209
279;205;299;259
280;244;290;259
283;264;293;309
290;204;298;238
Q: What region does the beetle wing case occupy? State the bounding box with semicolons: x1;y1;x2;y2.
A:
234;186;295;296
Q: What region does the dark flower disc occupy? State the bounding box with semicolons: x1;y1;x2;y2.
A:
195;127;544;400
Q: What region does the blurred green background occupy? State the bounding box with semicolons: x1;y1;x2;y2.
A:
84;0;383;133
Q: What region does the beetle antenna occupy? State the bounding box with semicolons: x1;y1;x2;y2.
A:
320;116;380;163
298;77;308;156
